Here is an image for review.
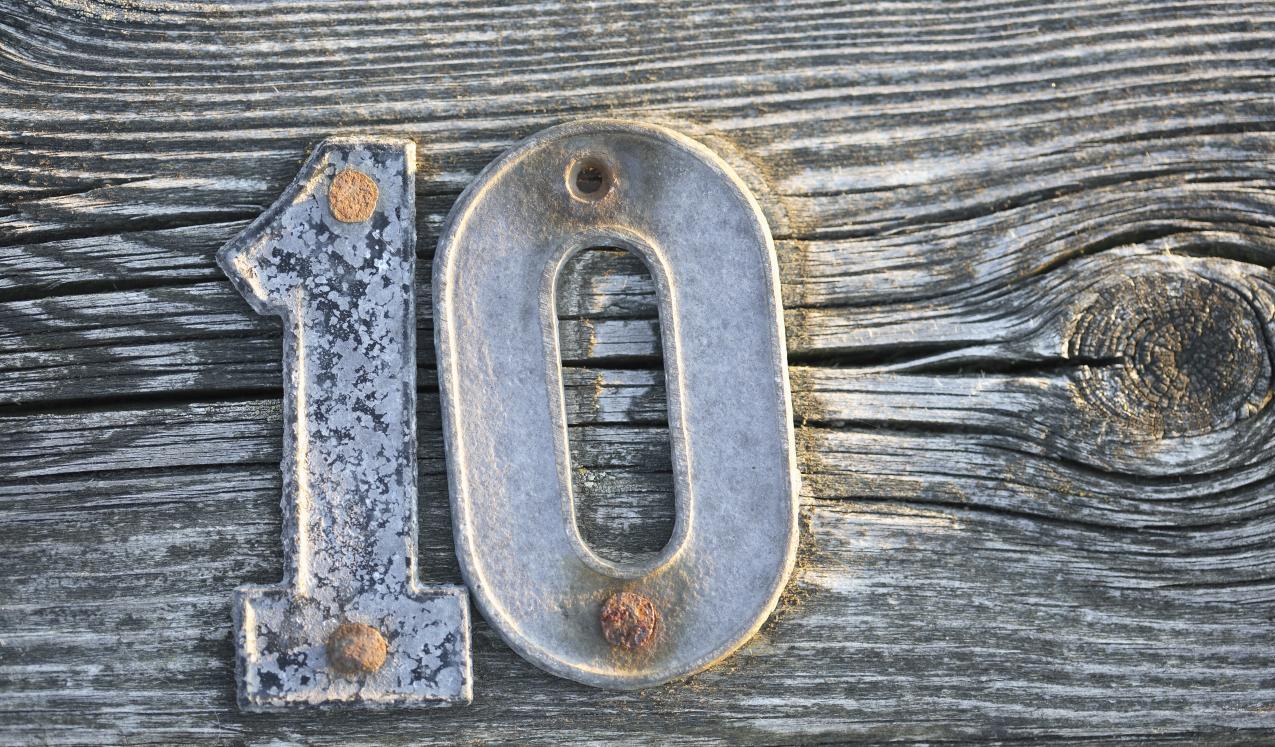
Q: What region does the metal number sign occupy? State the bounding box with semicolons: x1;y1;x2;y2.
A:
434;120;800;689
218;137;471;710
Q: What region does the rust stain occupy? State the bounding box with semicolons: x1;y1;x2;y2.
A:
326;622;388;676
600;590;659;651
328;168;379;223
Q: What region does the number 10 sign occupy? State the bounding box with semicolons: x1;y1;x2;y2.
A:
218;121;799;711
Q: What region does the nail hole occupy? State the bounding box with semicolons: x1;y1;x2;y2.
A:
576;164;606;195
567;156;614;202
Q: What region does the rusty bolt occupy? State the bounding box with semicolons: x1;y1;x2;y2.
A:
328;168;378;223
600;591;658;651
326;622;388;676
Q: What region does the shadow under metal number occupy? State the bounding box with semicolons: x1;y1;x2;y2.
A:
435;120;800;689
218;138;471;710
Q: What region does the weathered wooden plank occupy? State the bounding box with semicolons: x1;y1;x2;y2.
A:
5;469;1275;744
4;0;1275;743
8;248;1275;483
6;387;1275;583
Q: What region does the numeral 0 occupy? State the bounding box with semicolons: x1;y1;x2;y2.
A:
434;120;799;689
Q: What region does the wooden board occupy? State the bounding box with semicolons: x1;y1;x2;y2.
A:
4;0;1275;743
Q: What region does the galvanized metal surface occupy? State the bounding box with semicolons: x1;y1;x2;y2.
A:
434;120;800;690
217;137;471;710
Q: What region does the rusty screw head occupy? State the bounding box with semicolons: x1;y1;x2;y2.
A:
326;622;388;676
328;168;378;223
600;591;658;651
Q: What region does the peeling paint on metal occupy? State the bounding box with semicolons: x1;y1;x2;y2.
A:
217;137;471;711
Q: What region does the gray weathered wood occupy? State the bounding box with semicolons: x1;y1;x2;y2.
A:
3;0;1275;743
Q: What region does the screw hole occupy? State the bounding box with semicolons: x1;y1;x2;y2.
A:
567;156;614;202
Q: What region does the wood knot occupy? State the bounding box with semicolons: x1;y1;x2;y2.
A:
328;168;378;223
326;622;388;676
600;591;658;651
1069;272;1272;438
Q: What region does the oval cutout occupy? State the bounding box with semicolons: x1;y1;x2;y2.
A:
555;245;676;565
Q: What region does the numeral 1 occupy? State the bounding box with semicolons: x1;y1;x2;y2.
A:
219;138;471;710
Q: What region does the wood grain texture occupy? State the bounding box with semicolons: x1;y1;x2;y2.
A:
3;0;1275;743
